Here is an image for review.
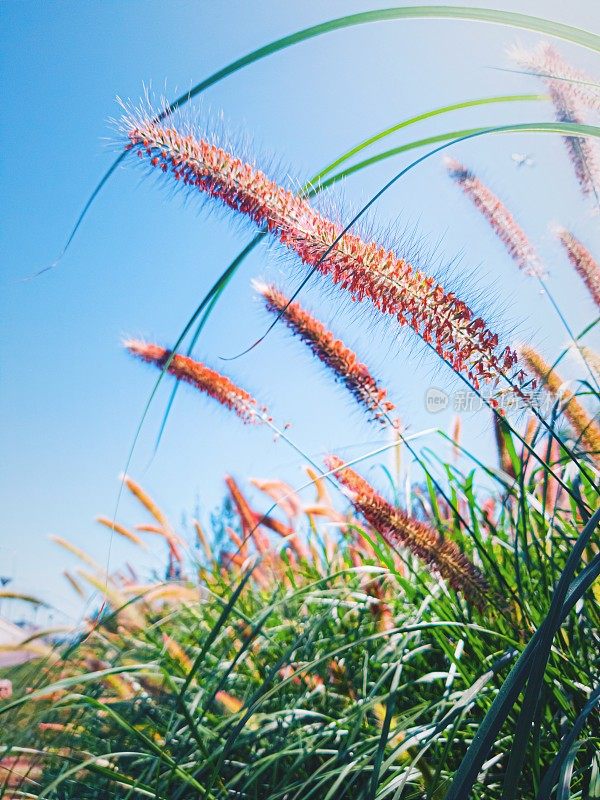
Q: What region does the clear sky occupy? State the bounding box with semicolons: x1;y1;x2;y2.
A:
1;0;599;625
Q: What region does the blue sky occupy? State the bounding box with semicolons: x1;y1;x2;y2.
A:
1;0;599;624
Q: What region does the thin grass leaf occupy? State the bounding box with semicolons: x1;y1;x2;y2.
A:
537;686;600;800
445;507;600;800
49;7;600;264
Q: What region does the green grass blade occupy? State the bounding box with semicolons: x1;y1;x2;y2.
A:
320;121;600;188
152;235;264;452
37;752;163;799
500;505;600;800
537;685;600;800
444;508;600;800
53;6;599;262
140;8;600;124
179;566;256;697
0;664;155;716
310;93;542;183
367;664;401;799
61;695;212;796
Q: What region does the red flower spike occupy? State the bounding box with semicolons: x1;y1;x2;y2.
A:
125;340;267;425
121;116;525;397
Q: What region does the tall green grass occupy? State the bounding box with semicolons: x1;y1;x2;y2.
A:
2;6;599;799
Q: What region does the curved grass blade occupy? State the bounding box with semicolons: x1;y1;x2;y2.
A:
50;7;600;265
367;664;401;799
31;158;124;278
548;316;600;374
536;685;600;800
444;507;600;800
37;752;162;799
110;239;260;534
58;695;213;796
320;121;600;189
556;742;580;800
0;664;154;716
152;236;264;452
310;93;543;183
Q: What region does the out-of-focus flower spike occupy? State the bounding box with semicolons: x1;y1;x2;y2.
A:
225;475;270;555
510;42;600;198
96;516;146;548
226;526;247;556
553;226;600;309
493;414;516;478
63;570;85;598
162;633;193;673
250;478;302;521
444;157;544;278
574;345;600;378
193;519;213;561
521;345;600;466
122;472;184;566
450;415;462;461
510;41;600;112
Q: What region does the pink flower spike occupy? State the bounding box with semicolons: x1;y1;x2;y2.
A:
444;157;544;278
553;226;600;309
119;110;526;397
125;340;268;425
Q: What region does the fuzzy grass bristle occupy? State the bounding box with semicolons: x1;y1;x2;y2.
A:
553;226;600;309
510;43;600;199
95;516;145;548
119;110;524;394
520;345;600;465
444;156;544;278
325;455;490;606
509;41;600;112
124;339;269;425
574;345;600;378
255;281;395;424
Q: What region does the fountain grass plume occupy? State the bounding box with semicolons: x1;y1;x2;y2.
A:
117;104;525;396
575;345;600;378
254;281;395;424
510;41;600;113
325;455;490;606
553;226;600;309
444;157;544;278
96;516;145;548
521;345;600;465
125;340;269;426
510;42;600;199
